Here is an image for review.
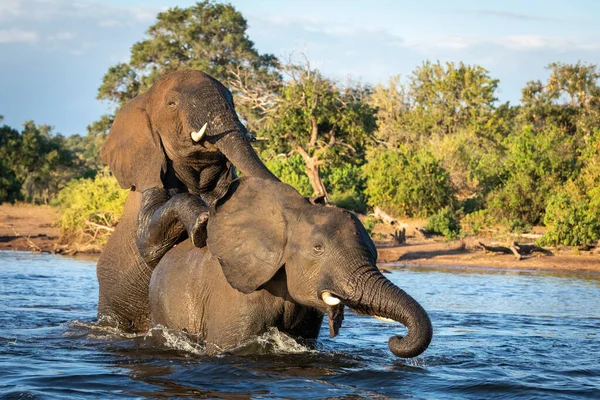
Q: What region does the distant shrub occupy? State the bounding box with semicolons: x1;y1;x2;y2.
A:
362;216;376;236
53;171;128;246
539;183;600;246
425;207;461;239
460;210;489;236
363;147;455;218
487;125;579;226
0;159;22;203
323;162;367;213
486;173;550;227
264;153;313;197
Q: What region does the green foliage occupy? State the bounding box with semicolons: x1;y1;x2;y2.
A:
0;124;22;202
539;131;600;246
487;124;580;226
0;120;97;204
369;62;500;146
363;147;455;218
53;172;128;246
460;210;489;236
263;153;313;197
323;163;367;213
539;183;600;246
97;1;278;107
254;59;376;198
362;216;376;236
425;207;461;239
0;158;21;203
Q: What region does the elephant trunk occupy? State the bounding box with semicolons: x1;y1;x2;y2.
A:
348;270;432;358
218;131;279;181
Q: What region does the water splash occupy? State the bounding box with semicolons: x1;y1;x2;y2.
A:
63;319;141;340
228;327;316;356
143;325;206;355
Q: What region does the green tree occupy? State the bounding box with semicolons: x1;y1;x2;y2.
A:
369;62;507;200
370;62;500;144
252;58;376;199
97;1;278;108
520;62;600;137
18;122;75;204
0;124;22;202
363;146;455;217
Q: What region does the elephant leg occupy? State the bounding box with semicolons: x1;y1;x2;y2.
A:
136;188;209;268
97;191;153;331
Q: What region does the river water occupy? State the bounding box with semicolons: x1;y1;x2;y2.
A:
0;251;598;399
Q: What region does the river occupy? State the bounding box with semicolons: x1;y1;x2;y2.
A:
0;251;598;399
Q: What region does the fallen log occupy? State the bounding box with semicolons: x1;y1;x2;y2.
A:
370;206;399;227
511;242;553;256
478;242;514;255
479;241;553;260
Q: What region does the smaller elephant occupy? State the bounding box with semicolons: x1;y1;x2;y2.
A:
148;177;433;358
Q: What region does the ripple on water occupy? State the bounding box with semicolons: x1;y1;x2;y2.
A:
1;252;599;399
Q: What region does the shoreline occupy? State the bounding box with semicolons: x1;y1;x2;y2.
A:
1;204;599;273
376;239;600;273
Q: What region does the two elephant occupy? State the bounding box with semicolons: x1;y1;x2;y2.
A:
97;70;433;358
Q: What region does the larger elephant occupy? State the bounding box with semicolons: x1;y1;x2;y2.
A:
97;70;277;331
148;177;433;358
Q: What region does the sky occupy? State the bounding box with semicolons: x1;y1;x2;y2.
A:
1;0;599;136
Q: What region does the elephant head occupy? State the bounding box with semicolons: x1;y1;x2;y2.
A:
207;177;433;358
100;69;275;194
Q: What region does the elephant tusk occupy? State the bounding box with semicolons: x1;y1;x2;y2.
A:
374;315;395;323
191;122;208;142
321;291;341;306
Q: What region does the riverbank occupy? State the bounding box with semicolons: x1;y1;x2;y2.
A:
0;204;61;253
1;204;599;272
377;239;600;273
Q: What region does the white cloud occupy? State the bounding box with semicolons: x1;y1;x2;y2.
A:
0;28;38;44
406;35;600;52
48;31;75;41
0;0;23;19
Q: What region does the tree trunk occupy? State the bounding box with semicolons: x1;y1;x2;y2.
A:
296;146;329;200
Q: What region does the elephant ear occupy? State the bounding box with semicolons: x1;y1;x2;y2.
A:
100;93;166;191
207;177;307;294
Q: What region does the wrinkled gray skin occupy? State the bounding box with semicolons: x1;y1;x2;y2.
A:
149;177;433;358
97;70;277;331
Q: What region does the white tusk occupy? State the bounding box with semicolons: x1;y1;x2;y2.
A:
374;316;395;323
191;122;208;142
321;291;341;306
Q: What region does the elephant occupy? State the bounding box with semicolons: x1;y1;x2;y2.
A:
97;69;277;331
147;177;433;358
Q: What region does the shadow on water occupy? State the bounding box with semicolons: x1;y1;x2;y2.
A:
1;251;599;399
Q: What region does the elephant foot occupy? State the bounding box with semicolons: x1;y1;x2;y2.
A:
189;211;209;248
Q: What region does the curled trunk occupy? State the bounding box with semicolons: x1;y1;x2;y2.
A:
349;271;432;358
218;132;278;181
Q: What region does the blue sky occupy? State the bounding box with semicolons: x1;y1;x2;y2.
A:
1;0;599;136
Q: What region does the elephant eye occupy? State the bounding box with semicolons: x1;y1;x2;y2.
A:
168;101;177;109
313;244;324;253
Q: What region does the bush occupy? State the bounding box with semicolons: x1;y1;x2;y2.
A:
0;159;22;203
323;162;367;213
53;171;128;246
363;147;455;217
486;173;550;227
264;153;313;197
538;183;600;246
362;216;376;236
486;125;579;226
424;207;461;239
460;210;489;236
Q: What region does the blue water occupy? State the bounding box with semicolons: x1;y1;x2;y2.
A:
0;251;599;399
